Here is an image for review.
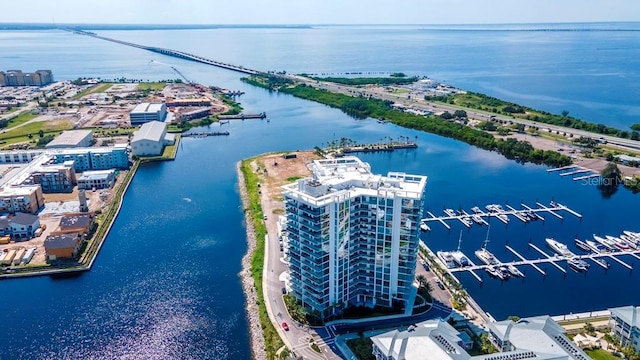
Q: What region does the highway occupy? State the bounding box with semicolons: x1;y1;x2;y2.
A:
285;74;640;153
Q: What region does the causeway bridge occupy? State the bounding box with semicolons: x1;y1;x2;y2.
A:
64;29;260;75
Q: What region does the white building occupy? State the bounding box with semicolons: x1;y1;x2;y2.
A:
129;102;167;125
130;121;175;156
610;305;640;351
77;169;116;190
283;157;427;318
45;130;94;148
372;317;589;360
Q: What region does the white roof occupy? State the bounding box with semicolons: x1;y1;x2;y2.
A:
45;130;92;148
131;102;164;114
131;121;167;143
78;169;115;181
610;306;640;328
283;156;427;207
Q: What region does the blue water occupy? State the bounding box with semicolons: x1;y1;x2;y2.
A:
0;24;639;358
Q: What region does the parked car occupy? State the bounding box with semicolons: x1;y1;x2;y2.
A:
281;287;287;294
281;322;289;331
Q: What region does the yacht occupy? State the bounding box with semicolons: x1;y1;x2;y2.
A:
437;251;457;269
420;222;430;232
450;231;471;267
475;226;498;265
623;230;640;240
471;214;484;225
507;264;524;277
545;238;574;258
592;257;610;269
620;234;639;246
498;265;511;279
585;240;607;254
606;235;635;250
471;206;482;214
444;208;456;217
568;258;589;272
593;234;618;252
496;213;510;223
485;265;501;279
574;239;591;252
460;216;473;227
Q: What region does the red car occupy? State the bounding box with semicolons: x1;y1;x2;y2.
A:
281;322;289;331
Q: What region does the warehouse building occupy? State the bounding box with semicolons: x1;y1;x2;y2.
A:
130;121;175;156
129;102;167;125
45;130;94;149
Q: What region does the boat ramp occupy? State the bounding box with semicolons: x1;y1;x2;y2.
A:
420;201;581;230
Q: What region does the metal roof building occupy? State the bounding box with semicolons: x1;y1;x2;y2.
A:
129;102;167;125
46;130;94;149
131;121;175;156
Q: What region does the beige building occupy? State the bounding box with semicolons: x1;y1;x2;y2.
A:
0;186;45;214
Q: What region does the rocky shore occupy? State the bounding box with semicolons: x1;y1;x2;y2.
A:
237;162;267;360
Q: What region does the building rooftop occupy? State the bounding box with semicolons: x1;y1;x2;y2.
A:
45;130;92;148
131;102;165;114
488;316;589;360
610;306;640;328
11;212;39;226
283;156;427;206
44;234;79;249
60;214;92;229
78;169;115;181
131;121;167;143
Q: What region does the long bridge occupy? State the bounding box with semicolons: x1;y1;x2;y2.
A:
64;28;261;75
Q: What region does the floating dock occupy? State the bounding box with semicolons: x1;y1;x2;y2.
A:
182;131;230;138
422;201;580;230
218;112;267;120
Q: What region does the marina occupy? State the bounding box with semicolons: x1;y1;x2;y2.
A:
421;201;582;230
441;235;640;282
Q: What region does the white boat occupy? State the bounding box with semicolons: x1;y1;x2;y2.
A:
507;264;524;277
437;251;457;269
451;251;471;267
450;231;471;267
496;213;510;223
420;222;430;232
574;239;591;252
499;265;511;279
486;265;501;279
568;258;589;272
471;206;482;214
460;216;473;227
607;235;635;250
623;230;640;240
545;238;574;258
592;257;610;269
475;226;498;265
444;208;456;217
585;240;607;253
621;234;639;245
471;214;483;224
593;234;618;251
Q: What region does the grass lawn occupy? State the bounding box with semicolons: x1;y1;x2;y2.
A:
0;119;73;140
6;112;38;128
585;349;622;360
138;82;166;91
72;83;113;99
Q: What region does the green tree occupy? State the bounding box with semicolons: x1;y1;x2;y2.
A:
599;162;622;198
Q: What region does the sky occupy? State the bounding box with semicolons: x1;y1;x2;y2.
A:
1;0;639;25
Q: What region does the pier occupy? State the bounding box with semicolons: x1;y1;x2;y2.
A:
421;201;581;230
218;112;267;120
448;246;640;282
548;165;599;181
182;131;230;138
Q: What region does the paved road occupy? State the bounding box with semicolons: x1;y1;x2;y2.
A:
286;75;640;153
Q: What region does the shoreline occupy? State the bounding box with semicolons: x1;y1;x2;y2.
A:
0;161;140;280
236;161;267;360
